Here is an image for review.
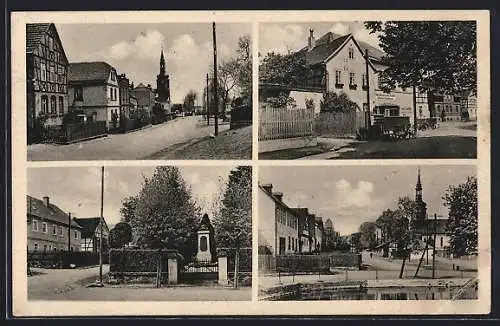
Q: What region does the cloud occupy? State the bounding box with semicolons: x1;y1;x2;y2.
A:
260;24;305;55
352;26;382;49
334;179;375;209
330;23;349;35
103;30;165;61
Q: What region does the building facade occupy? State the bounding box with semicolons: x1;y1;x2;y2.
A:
131;83;155;120
67;61;121;129
73;217;110;253
258;184;300;256
27;195;83;252
431;93;463;122
26;23;69;129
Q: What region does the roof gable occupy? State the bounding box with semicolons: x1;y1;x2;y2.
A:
26;23;69;65
73;217;108;238
68;62;115;84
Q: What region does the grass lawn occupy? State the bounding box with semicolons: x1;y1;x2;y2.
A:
148;126;252;160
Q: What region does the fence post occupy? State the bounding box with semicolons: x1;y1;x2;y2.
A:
218;255;228;286
167;256;178;285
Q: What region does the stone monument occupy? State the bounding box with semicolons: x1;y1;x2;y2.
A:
196;213;214;262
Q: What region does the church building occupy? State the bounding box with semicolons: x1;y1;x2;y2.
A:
156;48;171;114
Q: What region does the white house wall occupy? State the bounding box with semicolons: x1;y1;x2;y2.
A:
258;188;276;255
288;90;324;115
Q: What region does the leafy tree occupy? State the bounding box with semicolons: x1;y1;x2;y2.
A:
120;196;138;224
443;176;478;257
364;21;476;94
320;92;359;113
109;222;133;248
183;90;197;113
212;166;252;249
259;51;308;87
359;222;377;250
125;167;200;260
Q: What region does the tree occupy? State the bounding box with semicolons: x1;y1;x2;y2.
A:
359;222;377;250
234;35;252;102
443;176;477;257
212;166;252;249
183;90;197;113
320;91;360;113
125;167;200;260
364;21;476;94
120;196;138;224
109;222;133;248
259;51;308;87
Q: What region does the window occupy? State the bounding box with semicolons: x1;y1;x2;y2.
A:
32;220;38;232
288;236;291;250
349;72;355;85
335;70;342;85
58;96;64;115
74;230;78;239
59;225;63;236
43;244;47;252
362;74;367;87
48;36;53;51
74;86;83;101
52;225;57;235
111;71;116;81
50;96;57;114
348;47;354;59
440;237;443;248
42;222;47;233
34;243;38;251
110;87;113;100
40;63;46;81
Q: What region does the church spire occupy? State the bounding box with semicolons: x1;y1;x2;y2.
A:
415;167;423;202
160;46;165;75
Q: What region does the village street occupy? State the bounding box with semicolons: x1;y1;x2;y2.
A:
28;265;251;301
260;120;477;160
27;116;230;161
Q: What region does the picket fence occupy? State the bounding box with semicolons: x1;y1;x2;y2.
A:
314;111;367;138
259;105;314;141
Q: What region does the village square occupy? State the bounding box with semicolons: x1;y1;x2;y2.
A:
26;22;252;160
258;21;477;159
258;165;478;300
26;165;252;301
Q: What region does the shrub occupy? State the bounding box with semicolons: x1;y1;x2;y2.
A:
109;249;184;275
320;92;359;113
265;92;296;109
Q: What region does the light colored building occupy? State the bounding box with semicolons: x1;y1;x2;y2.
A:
27;195;82;252
73;217;110;253
258;183;299;256
461;92;477;120
68;61;121;129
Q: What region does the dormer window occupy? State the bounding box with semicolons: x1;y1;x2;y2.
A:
111;71;116;81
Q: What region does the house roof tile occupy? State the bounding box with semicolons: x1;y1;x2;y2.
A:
27;195;82;228
68;62;115;84
73;217;108;238
26;23;51;53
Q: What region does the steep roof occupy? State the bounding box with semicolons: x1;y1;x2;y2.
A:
73;217;107;238
27;195;82;228
68;62;115;84
26;23;51;53
259;184;301;218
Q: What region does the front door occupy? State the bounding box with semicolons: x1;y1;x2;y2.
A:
279;237;286;255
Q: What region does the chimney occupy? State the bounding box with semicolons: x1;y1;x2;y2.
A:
308;29;316;51
272;192;283;201
261;183;273;193
42;196;49;207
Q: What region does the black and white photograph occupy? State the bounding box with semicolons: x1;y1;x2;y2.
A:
258;21;478;159
258;165;479;300
26;22;252;160
26;165;252;301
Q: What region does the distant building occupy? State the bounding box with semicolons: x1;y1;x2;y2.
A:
73;217;110;253
26;23;69;129
67;61;121;129
117;73;133;120
131;83;155;120
430;93;463;122
155;48;171;114
461;91;477;120
27;195;83;252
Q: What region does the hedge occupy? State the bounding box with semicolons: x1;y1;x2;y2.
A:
109;249;183;275
27;250;107;268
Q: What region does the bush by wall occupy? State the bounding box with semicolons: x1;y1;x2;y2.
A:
27;250;106;269
109;248;183;276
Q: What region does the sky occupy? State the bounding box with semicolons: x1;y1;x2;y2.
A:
56;23;251;103
27;165;241;228
259;165;476;236
259;21;381;56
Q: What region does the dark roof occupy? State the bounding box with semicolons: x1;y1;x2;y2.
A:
68;62;115;84
302;32;385;68
26;23;51;53
135;82;147;88
73;217;107;238
27;195;82;228
259;184;300;218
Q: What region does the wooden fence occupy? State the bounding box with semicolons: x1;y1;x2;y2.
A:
259;105;314;140
314;111;367;138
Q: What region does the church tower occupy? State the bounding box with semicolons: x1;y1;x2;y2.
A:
414;167;427;222
156;47;170;103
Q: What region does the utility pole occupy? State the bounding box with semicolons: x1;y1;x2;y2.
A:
68;212;71;252
206;73;210;126
413;85;418;137
212;22;219;136
364;49;371;129
426;214;429;265
432;213;437;279
98;166;104;286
